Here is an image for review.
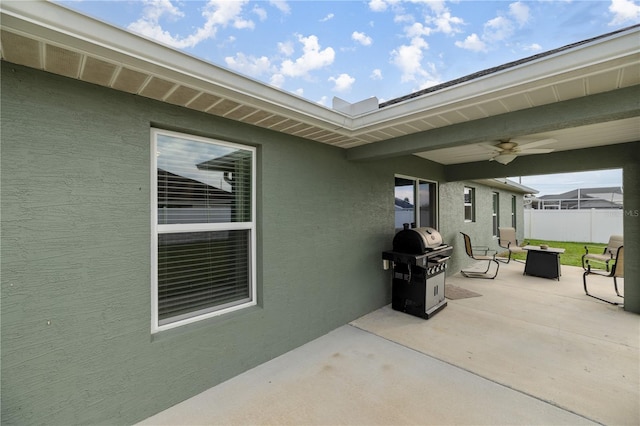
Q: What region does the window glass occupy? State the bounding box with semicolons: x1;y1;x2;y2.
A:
464;187;475;222
395;177;415;230
419;181;436;228
156;134;252;224
152;129;256;332
395;177;437;230
492;192;499;236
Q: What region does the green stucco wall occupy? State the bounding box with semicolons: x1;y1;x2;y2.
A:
1;64;448;424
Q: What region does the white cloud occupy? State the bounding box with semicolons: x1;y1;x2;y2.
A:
278;41;294;56
390;36;430;83
270;73;285;88
269;0;291;14
483;15;514;43
317;95;330;106
405;22;432;38
429;11;464;35
370;69;383;80
453;2;529;54
509;1;530;27
320;13;335;22
252;5;267;21
424;0;447;15
523;43;542;52
418;1;465;35
224;53;273;77
294;88;304;96
369;0;388;12
608;0;640;25
144;0;184;21
329;73;356;92
352;31;373;46
279;34;335;77
127;0;254;49
394;13;415;24
454;33;487;52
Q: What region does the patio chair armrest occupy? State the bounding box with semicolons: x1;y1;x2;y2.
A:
498;239;511;249
473;246;497;256
583;245;604;255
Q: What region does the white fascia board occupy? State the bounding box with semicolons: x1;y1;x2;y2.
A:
1;1;353;129
473;178;539;195
351;27;640;130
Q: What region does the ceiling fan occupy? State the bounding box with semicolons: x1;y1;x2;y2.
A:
483;138;557;165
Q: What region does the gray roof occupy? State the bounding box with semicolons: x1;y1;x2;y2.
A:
539;186;623;199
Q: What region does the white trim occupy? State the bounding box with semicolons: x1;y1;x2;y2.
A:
157;222;254;234
150;131;159;334
150;128;257;334
155;299;255;332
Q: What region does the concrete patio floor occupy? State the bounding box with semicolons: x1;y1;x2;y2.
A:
139;261;639;425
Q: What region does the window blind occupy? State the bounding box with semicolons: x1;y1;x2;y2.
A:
157;230;250;325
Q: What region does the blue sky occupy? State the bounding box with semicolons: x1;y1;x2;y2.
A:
57;0;636;194
58;0;639;105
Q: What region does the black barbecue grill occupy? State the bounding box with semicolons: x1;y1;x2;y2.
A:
382;224;453;319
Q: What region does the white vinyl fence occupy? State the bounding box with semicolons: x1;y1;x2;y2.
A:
524;209;623;244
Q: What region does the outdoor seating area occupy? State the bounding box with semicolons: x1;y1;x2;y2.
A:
138;261;637;425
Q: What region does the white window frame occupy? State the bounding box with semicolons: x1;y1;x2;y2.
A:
150;128;257;333
464;186;475;222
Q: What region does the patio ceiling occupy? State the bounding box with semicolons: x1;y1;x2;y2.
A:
1;1;639;164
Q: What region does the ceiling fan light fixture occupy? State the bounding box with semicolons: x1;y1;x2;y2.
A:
493;153;517;165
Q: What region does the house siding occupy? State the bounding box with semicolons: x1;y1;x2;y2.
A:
1;64;454;424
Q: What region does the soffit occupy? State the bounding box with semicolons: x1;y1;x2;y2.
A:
1;1;639;160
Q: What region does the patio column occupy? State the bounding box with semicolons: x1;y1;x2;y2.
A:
623;162;640;314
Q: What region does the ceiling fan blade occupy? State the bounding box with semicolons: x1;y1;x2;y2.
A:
516;148;555;155
477;143;501;153
515;138;557;149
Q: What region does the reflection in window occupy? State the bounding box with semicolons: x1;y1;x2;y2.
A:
395;176;437;230
464;187;475;222
492;192;499;236
152;129;256;332
156;135;252;225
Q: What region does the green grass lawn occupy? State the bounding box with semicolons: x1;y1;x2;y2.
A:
498;239;608;268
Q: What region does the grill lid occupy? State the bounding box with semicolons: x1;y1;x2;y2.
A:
392;225;443;254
